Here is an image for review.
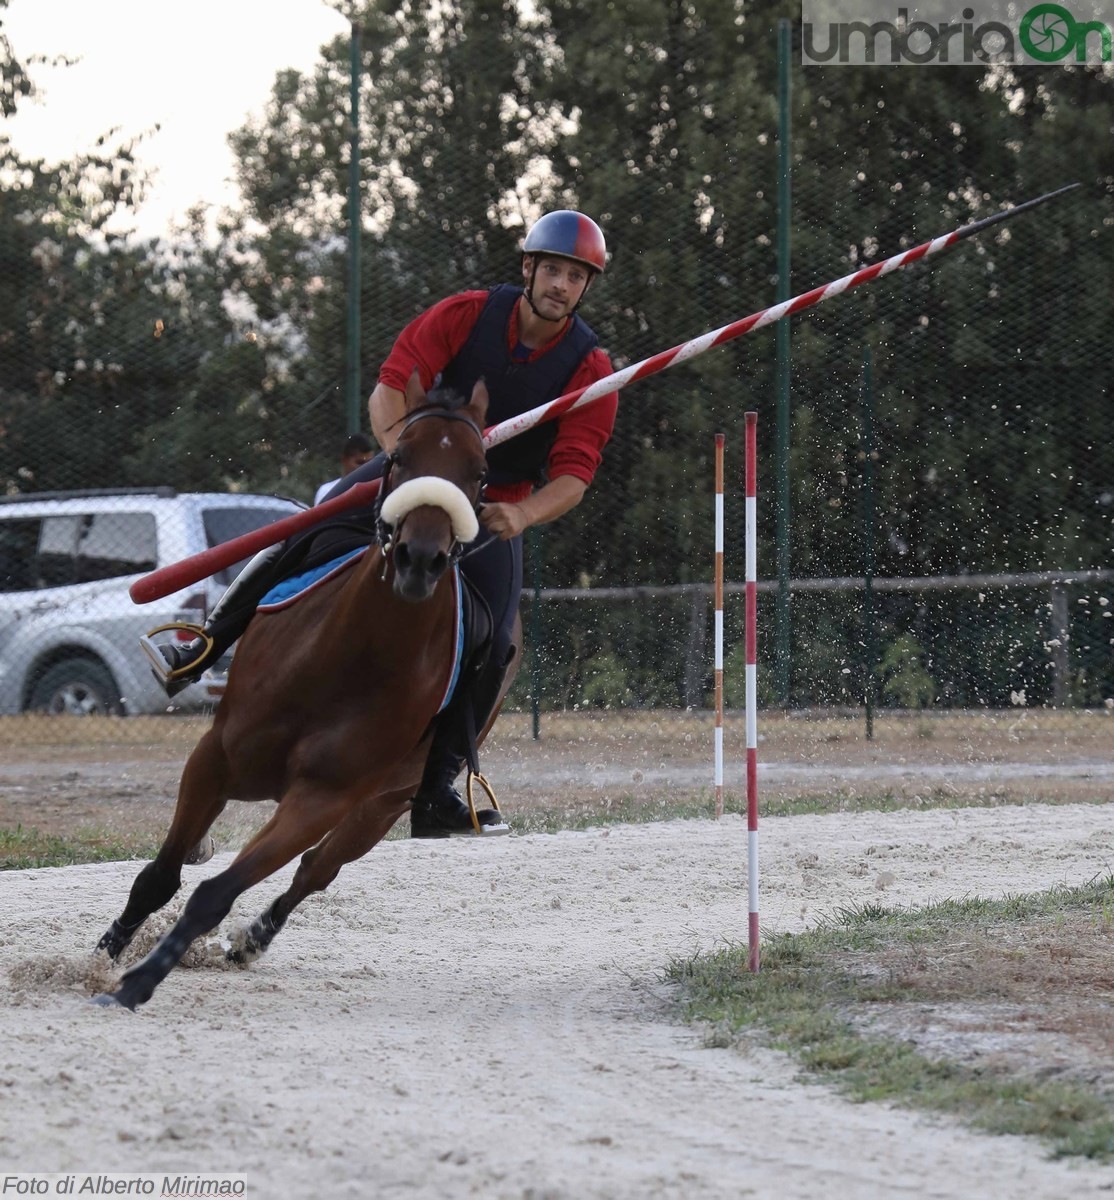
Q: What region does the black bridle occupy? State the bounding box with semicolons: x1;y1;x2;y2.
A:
374;405;487;562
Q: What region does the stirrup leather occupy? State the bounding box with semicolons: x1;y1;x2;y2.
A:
464;771;508;835
139;623;215;683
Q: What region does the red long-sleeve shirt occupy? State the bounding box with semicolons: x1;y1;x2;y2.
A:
379;290;618;502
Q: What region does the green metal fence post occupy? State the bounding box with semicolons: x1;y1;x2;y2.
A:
345;22;362;436
528;526;542;739
1049;582;1071;706
861;344;876;739
775;17;793;707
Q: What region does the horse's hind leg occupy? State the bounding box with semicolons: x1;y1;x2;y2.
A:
96;730;230;961
95;785;352;1011
230;788;410;965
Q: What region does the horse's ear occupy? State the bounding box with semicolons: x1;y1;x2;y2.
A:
465;379;489;428
404;368;426;413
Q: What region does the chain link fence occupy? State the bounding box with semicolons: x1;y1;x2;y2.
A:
0;2;1110;724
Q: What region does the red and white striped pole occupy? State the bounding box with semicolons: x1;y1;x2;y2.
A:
713;432;725;820
128;184;1078;605
745;411;760;973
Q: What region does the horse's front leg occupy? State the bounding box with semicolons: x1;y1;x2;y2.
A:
94;785;352;1011
229;786;411;965
96;730;230;961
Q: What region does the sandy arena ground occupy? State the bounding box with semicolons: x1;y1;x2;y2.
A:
4;799;1114;1197
2;709;1113;1197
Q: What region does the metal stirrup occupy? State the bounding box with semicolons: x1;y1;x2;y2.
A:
464;771;501;834
138;623;214;683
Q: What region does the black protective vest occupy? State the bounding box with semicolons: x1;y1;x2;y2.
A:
439;284;599;487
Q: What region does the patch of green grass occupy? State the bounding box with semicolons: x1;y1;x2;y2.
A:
502;786;1108;834
9;782;1109;861
380;793;718;839
0;824;159;870
668;876;1114;1160
382;785;1112;840
757;788;1111;819
509;793;724;834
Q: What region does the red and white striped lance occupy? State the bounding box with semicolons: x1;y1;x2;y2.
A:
481;183;1080;451
129;183;1078;605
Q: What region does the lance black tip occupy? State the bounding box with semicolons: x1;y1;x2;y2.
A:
955;183;1082;243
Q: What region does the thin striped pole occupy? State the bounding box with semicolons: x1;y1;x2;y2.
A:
714;433;725;819
745;411;760;973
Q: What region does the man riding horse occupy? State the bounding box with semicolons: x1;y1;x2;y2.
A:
148;210;619;838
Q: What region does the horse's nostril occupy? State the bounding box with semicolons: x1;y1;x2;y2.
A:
429;551;448;577
394;543;411;569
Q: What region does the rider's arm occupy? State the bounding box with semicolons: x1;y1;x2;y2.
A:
482;349;617;540
368;382;407;453
369;292;488;449
544;348;619;485
480;475;587;540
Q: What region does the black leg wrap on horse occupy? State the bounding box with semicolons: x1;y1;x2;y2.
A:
96;916;145;961
95;857;183;959
227;901;287;965
410;647;515;839
95;875;238;1010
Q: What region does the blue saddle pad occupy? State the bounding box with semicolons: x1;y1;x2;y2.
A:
258;547;368;608
257;550;465;714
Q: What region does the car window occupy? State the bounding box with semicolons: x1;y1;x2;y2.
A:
0;519;42;592
38;516;85;587
75;512;157;582
0;512;158;592
202;506;296;585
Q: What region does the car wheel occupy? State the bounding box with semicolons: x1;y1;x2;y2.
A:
27;659;123;716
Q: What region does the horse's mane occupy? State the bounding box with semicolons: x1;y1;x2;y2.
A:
386;385;471;435
423;384;470;412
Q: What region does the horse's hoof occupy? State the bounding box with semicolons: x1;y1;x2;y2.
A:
184;834;216;865
90;992;132;1010
96;931;127;961
225;931;258;965
95;974;151;1011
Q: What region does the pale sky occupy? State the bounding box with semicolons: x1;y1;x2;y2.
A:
2;0;351;239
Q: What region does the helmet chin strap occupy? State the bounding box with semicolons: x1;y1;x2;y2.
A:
522;257;594;319
523;259;547;318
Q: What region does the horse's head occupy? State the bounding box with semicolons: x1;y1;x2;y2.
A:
377;375;489;603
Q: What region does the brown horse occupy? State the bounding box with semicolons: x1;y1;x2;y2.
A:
94;377;516;1011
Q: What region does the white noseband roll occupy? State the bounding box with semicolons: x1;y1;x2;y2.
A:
379;476;480;543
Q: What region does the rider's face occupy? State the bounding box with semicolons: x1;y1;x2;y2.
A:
522;255;591;320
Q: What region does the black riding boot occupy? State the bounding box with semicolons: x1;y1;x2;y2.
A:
144;542;287;698
410;649;515;838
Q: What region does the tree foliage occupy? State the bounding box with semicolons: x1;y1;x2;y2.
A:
0;0;1110;703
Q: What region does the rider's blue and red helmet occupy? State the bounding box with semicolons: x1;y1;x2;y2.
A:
522;210;607;274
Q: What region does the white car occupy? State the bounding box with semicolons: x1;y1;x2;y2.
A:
0;488;305;715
